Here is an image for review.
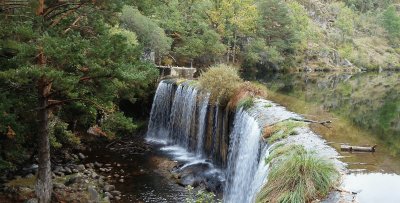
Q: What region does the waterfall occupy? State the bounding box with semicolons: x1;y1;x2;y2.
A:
147;81;270;203
147;81;174;142
223;109;265;203
196;93;210;156
212;104;220;159
168;84;198;148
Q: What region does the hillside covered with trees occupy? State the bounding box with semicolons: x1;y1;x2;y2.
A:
132;0;400;72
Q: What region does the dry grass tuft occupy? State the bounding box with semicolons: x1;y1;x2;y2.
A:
228;81;268;109
262;125;276;139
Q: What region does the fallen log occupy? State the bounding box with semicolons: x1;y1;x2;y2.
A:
341;145;377;152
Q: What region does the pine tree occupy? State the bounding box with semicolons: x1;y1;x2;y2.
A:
0;1;157;202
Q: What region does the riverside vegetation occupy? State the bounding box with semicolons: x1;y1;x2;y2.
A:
0;0;395;203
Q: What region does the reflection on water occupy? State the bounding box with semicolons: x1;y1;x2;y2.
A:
258;72;400;201
255;72;400;174
262;72;400;155
343;173;400;203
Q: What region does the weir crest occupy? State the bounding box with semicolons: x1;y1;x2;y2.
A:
146;80;343;203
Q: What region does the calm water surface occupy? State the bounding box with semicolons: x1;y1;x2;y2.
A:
84;143;188;203
257;72;400;202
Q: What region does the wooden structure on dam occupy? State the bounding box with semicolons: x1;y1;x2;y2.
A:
156;65;197;79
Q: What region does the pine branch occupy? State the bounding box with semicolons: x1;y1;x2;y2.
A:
45;98;111;113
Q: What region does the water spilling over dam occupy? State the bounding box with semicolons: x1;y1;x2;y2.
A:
146;80;343;203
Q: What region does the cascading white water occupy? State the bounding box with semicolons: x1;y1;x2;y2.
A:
147;81;271;203
168;84;198;148
249;145;272;202
147;81;174;142
196;93;210;156
212;103;220;158
223;109;265;203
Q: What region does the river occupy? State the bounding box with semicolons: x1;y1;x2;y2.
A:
256;71;400;202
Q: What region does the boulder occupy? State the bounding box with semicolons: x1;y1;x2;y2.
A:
54;166;64;173
104;192;113;199
53;183;65;189
110;190;121;196
78;153;86;159
64;167;72;175
103;184;115;192
77;164;86;171
94;162;103;168
173;161;225;193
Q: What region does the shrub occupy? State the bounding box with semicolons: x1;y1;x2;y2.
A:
198;64;243;105
49;117;80;149
102;112;137;137
256;146;339;203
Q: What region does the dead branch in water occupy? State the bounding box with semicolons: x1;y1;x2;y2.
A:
286;117;332;128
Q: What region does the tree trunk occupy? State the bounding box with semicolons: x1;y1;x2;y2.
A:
226;48;230;63
35;77;52;203
232;33;237;64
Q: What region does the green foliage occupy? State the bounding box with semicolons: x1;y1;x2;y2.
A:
186;186;220;203
198;64;243;104
121;6;172;55
269;121;305;143
258;0;297;54
344;0;393;12
257;145;339;203
49;117;80;149
264;104;273;108
333;2;357;41
0;1;158;172
265;144;304;164
175;29;226;61
287;1;313;52
237;97;255;110
383;5;400;46
102;112;137;137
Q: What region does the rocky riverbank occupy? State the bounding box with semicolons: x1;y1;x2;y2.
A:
1;153;125;202
0;136;155;203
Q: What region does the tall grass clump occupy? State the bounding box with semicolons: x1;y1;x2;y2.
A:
228;81;268;109
256;146;340;203
198;64;243;104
